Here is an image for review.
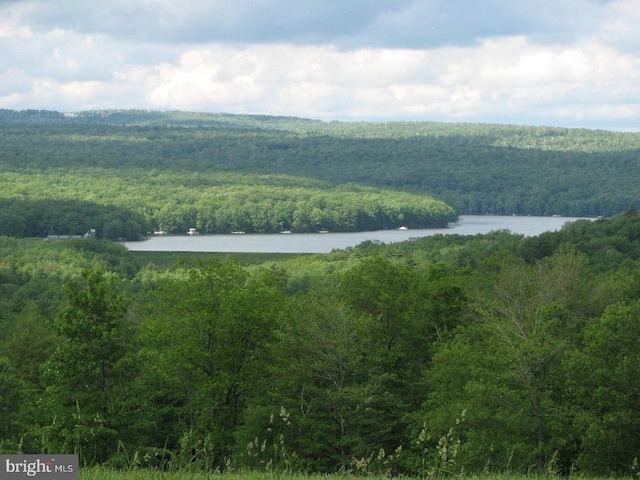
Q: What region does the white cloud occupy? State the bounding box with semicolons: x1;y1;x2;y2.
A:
105;37;637;125
601;0;640;51
2;0;640;128
0;10;33;39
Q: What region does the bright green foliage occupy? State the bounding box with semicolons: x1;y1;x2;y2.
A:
0;171;455;236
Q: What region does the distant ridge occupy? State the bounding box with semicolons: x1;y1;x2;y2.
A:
0;108;322;131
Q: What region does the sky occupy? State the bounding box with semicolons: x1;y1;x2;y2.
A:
1;0;640;130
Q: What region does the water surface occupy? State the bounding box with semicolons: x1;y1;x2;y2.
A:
122;215;592;254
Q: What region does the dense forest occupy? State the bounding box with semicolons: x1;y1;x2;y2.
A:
1;109;640;240
3;109;640;476
2;209;640;476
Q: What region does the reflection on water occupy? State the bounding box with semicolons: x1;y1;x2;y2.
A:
122;215;593;254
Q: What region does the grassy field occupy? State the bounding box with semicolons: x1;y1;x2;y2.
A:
77;469;632;480
78;470;636;480
78;471;396;480
76;470;546;480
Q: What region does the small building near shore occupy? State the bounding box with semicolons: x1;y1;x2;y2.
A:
46;228;96;241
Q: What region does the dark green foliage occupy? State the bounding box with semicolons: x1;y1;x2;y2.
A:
0;358;28;451
516;209;640;271
41;266;140;465
5;204;640;474
233;258;468;474
565;300;640;475
0;198;148;240
1;303;57;386
139;259;285;471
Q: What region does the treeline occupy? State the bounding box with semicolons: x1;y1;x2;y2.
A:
2;209;640;476
0;198;148;240
0;109;66;121
1;109;639;219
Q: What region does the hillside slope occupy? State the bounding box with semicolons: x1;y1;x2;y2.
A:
2;109;639;222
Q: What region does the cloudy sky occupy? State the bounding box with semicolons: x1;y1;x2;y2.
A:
2;0;640;129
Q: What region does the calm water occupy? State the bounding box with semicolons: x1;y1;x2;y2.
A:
122;215;593;254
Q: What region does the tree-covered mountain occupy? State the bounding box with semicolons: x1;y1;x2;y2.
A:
2;108;640;239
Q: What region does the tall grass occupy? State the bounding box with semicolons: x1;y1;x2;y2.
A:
78;471;632;480
79;471;394;480
79;469;275;480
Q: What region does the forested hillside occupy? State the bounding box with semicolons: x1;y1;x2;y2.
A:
2;209;640;476
1;109;639;240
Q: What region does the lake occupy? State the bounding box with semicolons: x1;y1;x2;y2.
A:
121;215;593;254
